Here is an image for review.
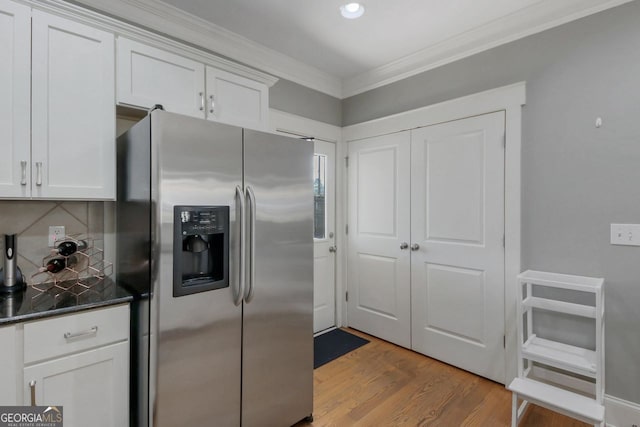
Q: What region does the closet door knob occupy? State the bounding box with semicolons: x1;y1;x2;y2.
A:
410;243;420;251
400;242;409;250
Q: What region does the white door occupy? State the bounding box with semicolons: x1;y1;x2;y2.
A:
205;66;268;130
313;140;336;333
24;342;129;427
117;38;206;118
410;112;506;383
347;131;411;347
31;11;115;199
0;0;30;198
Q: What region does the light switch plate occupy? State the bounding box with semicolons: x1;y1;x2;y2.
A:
610;224;640;246
48;225;65;247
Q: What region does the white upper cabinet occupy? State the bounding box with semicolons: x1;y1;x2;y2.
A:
32;11;115;199
205;66;268;130
117;37;205;118
0;0;31;198
0;1;116;200
117;37;270;130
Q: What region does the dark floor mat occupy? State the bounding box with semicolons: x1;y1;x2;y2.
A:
314;329;369;369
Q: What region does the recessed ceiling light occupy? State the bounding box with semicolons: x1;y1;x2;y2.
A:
340;2;365;19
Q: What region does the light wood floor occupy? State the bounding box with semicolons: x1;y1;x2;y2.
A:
296;328;589;427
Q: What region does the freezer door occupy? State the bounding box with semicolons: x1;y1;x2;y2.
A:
151;111;243;427
242;130;314;427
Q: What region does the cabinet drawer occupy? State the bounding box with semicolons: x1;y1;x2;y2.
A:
24;304;129;364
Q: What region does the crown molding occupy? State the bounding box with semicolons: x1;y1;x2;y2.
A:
19;0;278;86
342;0;634;98
67;0;343;97
26;0;632;99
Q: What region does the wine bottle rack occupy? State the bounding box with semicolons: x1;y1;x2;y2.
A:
29;234;113;306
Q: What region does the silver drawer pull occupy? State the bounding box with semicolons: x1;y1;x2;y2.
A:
64;326;98;340
199;92;204;111
35;162;43;186
20;160;27;185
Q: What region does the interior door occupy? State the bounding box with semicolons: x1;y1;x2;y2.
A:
347;131;411;348
313;140;337;333
410;111;506;383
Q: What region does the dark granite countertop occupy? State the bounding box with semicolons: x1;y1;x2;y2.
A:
0;278;135;325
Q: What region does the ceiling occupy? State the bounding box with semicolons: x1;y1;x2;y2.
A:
73;0;632;97
159;0;543;79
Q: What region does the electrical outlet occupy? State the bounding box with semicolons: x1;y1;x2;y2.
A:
610;224;640;246
48;226;65;247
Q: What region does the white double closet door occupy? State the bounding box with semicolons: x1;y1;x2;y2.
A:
347;111;506;383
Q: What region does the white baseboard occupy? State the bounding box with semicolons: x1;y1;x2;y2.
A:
605;395;640;427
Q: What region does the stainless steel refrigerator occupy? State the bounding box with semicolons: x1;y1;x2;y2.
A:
116;109;314;427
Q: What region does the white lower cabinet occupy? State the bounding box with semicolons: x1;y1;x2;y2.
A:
0;325;18;405
21;304;130;427
23;342;129;427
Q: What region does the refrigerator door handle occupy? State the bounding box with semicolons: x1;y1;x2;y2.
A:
245;185;257;303
235;185;246;306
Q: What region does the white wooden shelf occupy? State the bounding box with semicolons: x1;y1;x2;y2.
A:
510;270;605;427
517;270;603;293
522;335;596;377
523;296;596;318
508;378;604;425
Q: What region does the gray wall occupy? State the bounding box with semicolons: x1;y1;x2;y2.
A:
270;79;342;126
343;1;640;404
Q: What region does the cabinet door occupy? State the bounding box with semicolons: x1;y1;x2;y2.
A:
0;325;17;405
24;341;129;427
205;66;268;130
31;11;115;200
0;0;30;198
117;37;206;118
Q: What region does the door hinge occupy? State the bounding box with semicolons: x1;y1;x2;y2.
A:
345;291;349;302
503;335;506;348
503;134;506;148
345;156;349;167
502;235;505;248
345;224;349;235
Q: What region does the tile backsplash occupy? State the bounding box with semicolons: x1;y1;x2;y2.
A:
0;201;105;284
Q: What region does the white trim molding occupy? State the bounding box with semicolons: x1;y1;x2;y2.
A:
66;0;342;97
269;109;340;143
57;0;629;99
343;82;526;385
604;395;640;427
341;0;633;97
22;0;279;88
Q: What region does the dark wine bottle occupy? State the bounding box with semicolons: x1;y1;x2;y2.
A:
55;240;87;256
41;255;77;273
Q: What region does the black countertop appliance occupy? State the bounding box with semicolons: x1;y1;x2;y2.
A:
0;233;26;293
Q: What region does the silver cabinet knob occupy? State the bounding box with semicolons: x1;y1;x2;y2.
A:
400;242;408;250
329;246;337;253
410;243;420;251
